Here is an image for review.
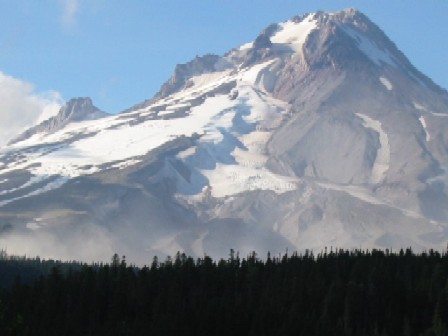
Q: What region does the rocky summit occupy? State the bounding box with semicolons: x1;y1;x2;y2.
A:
1;9;448;263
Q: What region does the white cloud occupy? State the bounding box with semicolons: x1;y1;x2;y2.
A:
60;0;79;28
0;71;63;147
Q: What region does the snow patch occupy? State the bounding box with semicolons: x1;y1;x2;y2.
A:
203;165;296;198
379;77;393;90
111;159;141;170
0;177;68;207
428;112;448;117
0;175;48;196
176;146;197;160
344;27;397;67
429;112;448;117
419;116;430;142
190;70;232;88
157;110;175;116
238;42;253;50
413;102;425;111
356;113;390;184
413;102;448;117
240;60;276;85
271;15;317;53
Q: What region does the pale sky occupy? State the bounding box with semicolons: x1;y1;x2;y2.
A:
0;1;447;145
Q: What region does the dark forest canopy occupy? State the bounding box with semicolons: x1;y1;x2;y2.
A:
1;248;448;336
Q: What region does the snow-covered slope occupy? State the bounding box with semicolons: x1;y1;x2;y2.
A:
1;8;448;263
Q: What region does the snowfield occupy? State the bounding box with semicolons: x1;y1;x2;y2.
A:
355;113;390;184
0;60;297;204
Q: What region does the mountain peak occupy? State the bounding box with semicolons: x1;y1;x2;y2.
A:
132;8;438;115
338;7;360;15
8;97;107;145
59;97;98;120
64;97;94;110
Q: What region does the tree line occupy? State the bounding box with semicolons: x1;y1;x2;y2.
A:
0;248;447;335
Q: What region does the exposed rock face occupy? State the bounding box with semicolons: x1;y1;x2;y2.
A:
1;9;448;263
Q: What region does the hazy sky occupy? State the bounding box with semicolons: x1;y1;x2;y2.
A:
0;0;447;120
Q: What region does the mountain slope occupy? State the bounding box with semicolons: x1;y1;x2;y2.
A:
1;9;448;263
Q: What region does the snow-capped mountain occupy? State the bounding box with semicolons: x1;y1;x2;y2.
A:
1;9;448;263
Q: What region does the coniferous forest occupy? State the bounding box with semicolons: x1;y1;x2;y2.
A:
0;248;448;336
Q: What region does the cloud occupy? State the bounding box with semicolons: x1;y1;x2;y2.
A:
60;0;79;28
0;223;116;263
0;71;63;147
